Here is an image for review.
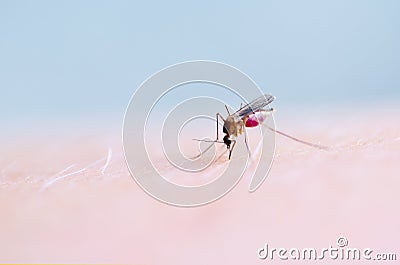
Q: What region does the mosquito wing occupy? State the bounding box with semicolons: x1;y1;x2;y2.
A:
233;94;275;121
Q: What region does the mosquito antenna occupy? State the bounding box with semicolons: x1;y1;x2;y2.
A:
264;125;330;150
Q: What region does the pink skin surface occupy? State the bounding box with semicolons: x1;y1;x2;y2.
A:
1;106;399;264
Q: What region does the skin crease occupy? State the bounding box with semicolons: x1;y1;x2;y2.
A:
0;106;399;264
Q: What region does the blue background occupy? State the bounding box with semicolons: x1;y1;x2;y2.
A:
1;0;399;122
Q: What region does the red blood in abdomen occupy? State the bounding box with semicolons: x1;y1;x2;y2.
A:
245;118;259;127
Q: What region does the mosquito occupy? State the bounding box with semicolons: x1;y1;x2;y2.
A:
193;94;328;160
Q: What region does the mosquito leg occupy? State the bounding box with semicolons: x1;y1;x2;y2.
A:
228;139;236;160
224;105;230;115
190;142;215;160
216;148;228;161
244;127;251;157
216;113;225;140
264;125;329;150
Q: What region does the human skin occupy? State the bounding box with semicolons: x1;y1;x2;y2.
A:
1;105;399;264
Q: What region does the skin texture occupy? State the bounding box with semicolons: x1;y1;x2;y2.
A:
1;106;399;264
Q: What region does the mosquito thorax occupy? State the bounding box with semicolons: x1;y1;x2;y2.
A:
223;116;237;135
